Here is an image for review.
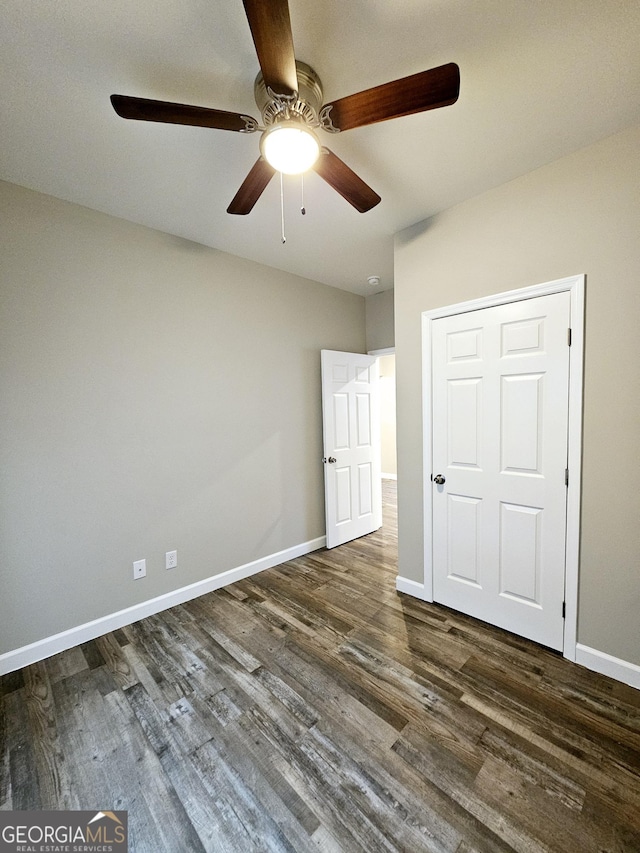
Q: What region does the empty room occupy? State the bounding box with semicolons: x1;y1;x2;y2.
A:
1;1;639;851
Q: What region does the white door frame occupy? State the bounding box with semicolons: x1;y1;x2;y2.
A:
421;274;584;661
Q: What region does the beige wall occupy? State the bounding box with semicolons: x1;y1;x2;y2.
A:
378;354;397;478
365;289;394;352
0;181;365;655
395;125;640;666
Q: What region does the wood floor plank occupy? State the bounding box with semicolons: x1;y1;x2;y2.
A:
2;688;41;810
0;670;24;699
392;729;549;853
95;632;139;690
311;699;515;853
478;726;586;812
248;702;418;853
461;690;640;832
2;481;640;851
223;714;321;837
307;704;464;850
79;638;107;671
22;661;72;809
279;622;411;732
123;682;221;852
190;712;320;852
49;667;207;853
45;646;89;684
474;754;640;852
267;637;404;752
459;656;640;806
189;736;300;853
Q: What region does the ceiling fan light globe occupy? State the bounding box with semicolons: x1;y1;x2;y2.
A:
260;122;320;175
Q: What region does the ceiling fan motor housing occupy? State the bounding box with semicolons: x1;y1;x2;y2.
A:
254;60;324;127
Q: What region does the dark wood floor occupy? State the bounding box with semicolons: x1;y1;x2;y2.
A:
2;480;640;851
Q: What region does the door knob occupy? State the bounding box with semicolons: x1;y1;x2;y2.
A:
433;474;446;485
323;456;337;464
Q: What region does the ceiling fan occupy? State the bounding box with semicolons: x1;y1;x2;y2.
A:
110;0;460;216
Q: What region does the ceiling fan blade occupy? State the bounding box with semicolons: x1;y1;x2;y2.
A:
110;95;258;132
320;62;460;132
242;0;297;97
313;148;381;213
227;158;276;214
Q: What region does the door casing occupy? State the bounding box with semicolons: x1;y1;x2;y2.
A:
421;275;584;661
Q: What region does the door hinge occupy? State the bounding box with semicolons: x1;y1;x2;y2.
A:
565;468;569;486
562;601;566;619
567;328;572;346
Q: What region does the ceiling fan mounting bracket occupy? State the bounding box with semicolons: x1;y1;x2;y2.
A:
318;105;340;133
239;115;260;133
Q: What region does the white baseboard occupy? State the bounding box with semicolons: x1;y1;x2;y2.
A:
575;643;640;692
395;575;432;602
381;473;397;481
0;536;326;676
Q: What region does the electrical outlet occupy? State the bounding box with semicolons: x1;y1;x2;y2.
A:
166;550;178;570
133;559;146;580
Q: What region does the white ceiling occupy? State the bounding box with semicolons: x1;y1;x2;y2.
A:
2;0;639;296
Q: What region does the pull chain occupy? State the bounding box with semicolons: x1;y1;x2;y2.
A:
280;171;286;244
301;173;306;215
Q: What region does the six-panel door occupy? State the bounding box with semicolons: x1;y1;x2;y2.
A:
431;292;571;650
321;350;382;549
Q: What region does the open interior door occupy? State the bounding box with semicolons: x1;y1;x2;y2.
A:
321;350;382;549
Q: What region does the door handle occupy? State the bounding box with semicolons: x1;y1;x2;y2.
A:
433;474;446;485
323;456;337;464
